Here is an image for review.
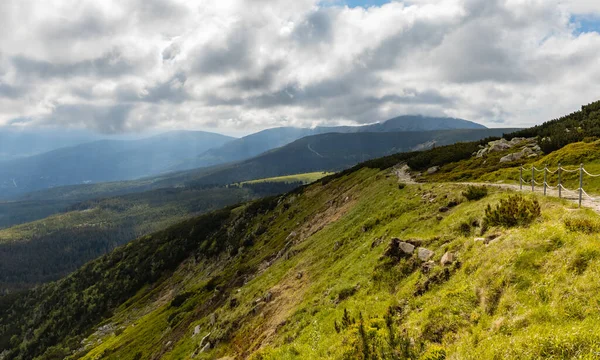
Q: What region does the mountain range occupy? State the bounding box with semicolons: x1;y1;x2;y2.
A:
3;101;600;359
0;115;487;198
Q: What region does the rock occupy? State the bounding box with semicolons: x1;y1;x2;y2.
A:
296;271;303;279
532;145;541;152
193;325;201;337
499;152;524;163
440;252;455;266
199;332;211;349
264;291;273;303
421;261;435;273
199;342;211;353
476;148;488;158
520;147;534;156
417;247;434;261
447;200;459;208
488;140;512;153
436;215;443;221
399;241;415;255
333;241;341;251
510;137;526;144
528;153;538;158
427;166;440;175
229;297;238;308
165;341;172;348
209;313;217;326
474;237;486;243
384;238;415;260
438;206;450;213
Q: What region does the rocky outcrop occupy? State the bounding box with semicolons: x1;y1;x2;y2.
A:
475;137;541;161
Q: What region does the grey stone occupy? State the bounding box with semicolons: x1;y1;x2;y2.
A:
427;166;440;175
398;241;415;255
417;247;434;261
421;260;435;273
499;150;527;163
440;252;455;266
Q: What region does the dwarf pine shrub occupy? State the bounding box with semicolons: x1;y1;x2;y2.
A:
462;185;488;201
484;195;541;227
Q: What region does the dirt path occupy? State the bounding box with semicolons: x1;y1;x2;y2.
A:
394;164;600;213
307;143;324;158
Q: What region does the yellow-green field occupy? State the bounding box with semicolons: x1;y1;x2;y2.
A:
236;171;335;185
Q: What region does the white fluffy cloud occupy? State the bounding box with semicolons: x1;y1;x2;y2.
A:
0;0;599;135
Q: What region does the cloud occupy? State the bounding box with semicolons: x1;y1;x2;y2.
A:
0;0;599;135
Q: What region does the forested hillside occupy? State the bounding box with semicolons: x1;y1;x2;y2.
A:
0;181;308;293
3;153;600;359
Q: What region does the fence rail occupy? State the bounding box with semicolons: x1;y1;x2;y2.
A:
519;164;600;207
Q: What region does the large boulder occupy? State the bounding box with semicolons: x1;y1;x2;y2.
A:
488;139;513;153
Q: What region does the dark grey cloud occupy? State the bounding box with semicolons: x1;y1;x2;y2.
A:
0;83;26;99
192;27;254;75
111;73;190;104
293;9;335;45
226;63;285;91
0;0;599;133
365;90;452;106
11;50;136;79
44;103;135;134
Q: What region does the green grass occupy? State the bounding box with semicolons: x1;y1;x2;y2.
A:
25;164;598;360
236;172;335;185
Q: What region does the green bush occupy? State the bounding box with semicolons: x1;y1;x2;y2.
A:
484;195;541;227
564;217;600;234
462;185;488;201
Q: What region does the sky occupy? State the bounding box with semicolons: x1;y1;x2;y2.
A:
0;0;599;136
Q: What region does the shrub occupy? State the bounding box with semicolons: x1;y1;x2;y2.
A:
462;185;488;201
484;195;541;227
170;292;192;308
457;222;471;236
564;217;600;234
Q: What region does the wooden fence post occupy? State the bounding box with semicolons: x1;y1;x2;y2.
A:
579;164;583;208
531;167;535;192
544;165;547;196
520;166;523;190
558;163;562;199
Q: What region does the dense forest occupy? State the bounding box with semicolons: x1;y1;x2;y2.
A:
506;100;600;152
0;182;303;293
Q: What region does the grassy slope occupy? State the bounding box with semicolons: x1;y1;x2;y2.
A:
15;163;599;359
420;139;600;194
0;187;258;292
239;172;334;185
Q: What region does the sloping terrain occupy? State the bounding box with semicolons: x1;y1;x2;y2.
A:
4;128;512;206
172;115;486;171
3;154;600;359
0;131;235;198
0;181;305;293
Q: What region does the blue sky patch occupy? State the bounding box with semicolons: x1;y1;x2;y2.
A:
321;0;393;8
570;15;600;35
